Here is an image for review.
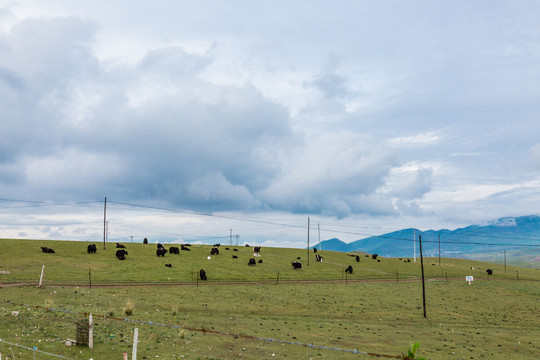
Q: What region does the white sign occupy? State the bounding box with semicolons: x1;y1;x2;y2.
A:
466;276;473;284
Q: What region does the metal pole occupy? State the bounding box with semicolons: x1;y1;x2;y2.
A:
419;235;427;318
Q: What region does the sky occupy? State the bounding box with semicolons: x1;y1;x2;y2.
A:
1;1;540;248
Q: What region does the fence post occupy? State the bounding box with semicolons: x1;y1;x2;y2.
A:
132;327;139;360
276;271;279;285
38;265;45;288
89;314;93;349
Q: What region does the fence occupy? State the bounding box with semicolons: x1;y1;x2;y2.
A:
2;300;402;359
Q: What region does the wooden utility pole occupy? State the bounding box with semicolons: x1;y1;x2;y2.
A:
438;233;441;266
103;197;107;250
504;250;507;273
419;235;427;318
307;217;310;266
318;223;321;250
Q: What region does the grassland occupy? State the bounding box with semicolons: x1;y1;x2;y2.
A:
0;238;539;359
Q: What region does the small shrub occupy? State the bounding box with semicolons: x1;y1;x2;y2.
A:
123;300;135;316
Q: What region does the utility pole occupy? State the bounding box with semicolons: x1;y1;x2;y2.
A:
103;197;107;250
504;250;507;273
318;223;321;250
307;217;310;266
438;233;441;266
413;229;416;262
419;235;427;318
230;229;232;246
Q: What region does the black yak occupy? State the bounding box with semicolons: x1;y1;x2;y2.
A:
291;261;302;269
87;244;97;254
143;237;148;244
372;254;378;260
486;269;493;275
169;246;180;254
345;265;353;274
248;258;256;266
200;269;207;281
156;248;168;257
210;247;219;255
116;249;128;260
181;245;191;251
40;247;55;254
116;243;126;249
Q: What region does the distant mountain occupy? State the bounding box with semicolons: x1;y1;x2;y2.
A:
311;238;358;252
317;215;540;261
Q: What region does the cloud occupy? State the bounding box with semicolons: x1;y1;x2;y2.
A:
259;131;399;217
531;143;540;169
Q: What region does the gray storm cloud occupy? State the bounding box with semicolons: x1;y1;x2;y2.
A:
0;15;403;218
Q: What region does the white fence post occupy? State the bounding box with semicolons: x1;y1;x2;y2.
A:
89;314;93;349
132;327;139;360
38;265;45;288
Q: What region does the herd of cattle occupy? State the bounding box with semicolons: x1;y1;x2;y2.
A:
39;242;497;281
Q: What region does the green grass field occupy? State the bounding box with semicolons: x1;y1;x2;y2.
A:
0;239;539;359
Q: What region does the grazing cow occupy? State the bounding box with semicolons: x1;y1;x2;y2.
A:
116;243;126;249
253;246;261;254
245;244;250;247
345;265;353;274
296;257;301;260
291;261;302;269
143;237;148;244
232;255;238;259
214;243;221;247
210;247;219;255
169;246;180;254
355;255;360;262
200;269;207;281
315;254;323;262
116;249;128;260
87;244;97;254
233;248;238;251
313;247;317;253
225;247;230;250
41;246;55;253
165;264;172;267
258;259;263;264
486;269;493;275
248;258;256;266
157;243;165;250
156;248;168;257
372;254;378;260
181;245;191;251
471;267;475;270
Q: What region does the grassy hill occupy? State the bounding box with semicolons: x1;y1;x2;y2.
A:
0;238;539;359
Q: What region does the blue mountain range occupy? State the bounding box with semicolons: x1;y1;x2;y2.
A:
313;215;540;260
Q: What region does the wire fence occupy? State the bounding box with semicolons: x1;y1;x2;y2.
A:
0;339;74;359
2;300;403;359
